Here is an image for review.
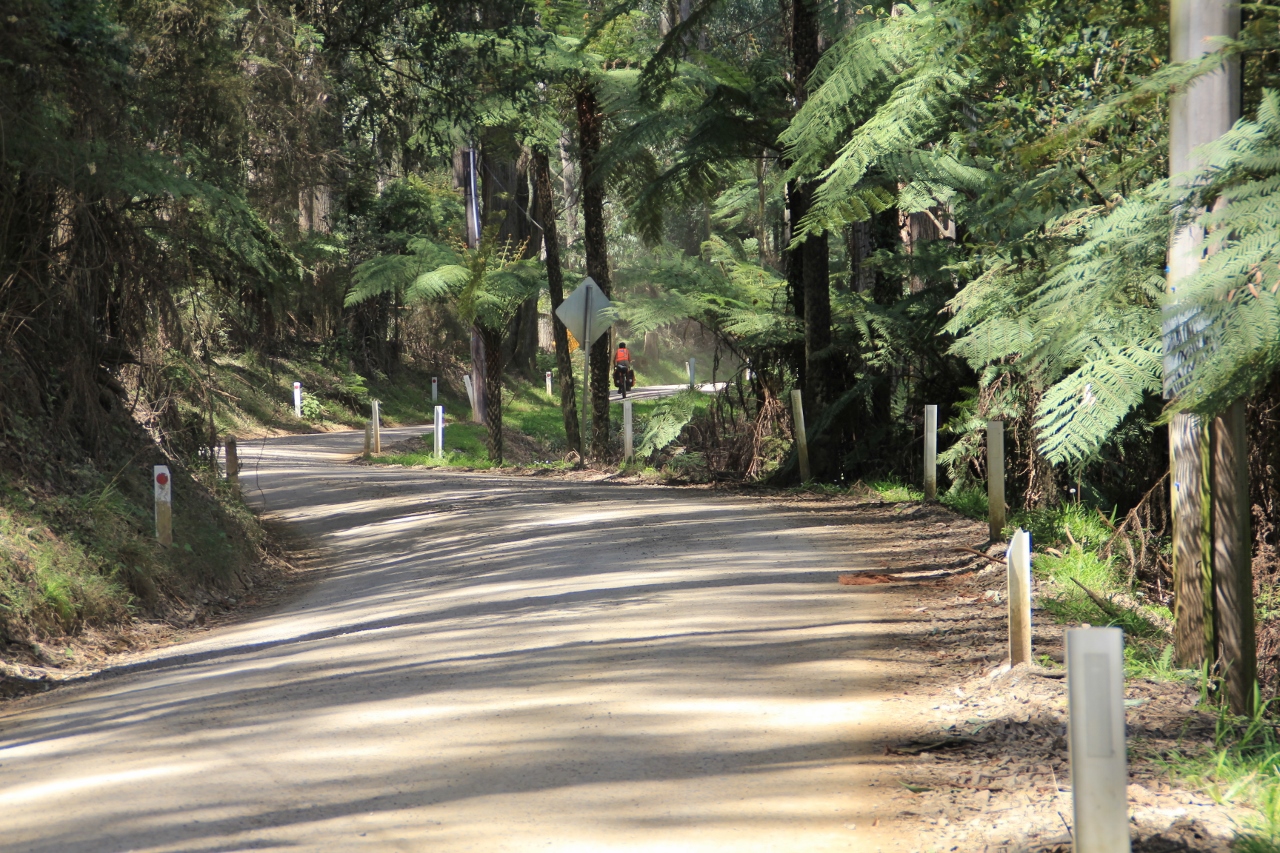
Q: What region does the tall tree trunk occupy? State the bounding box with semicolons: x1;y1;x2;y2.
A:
1167;0;1246;692
576;82;612;459
558;129;579;251
791;0;832;414
480;325;504;463
532;148;582;455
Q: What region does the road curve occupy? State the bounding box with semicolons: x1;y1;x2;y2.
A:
0;429;895;852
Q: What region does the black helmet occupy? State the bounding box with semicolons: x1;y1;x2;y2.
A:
618;342;627;348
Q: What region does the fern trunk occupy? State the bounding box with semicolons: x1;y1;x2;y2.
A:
480;325;504;464
532;149;582;456
576;82;612;459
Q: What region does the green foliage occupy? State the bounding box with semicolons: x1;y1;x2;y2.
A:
636;390;702;459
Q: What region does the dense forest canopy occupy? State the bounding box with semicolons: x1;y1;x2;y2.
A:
9;0;1280;573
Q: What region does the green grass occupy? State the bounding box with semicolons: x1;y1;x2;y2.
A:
940;485;988;519
373;377;716;471
0;451;262;645
1155;692;1280;843
870;477;924;502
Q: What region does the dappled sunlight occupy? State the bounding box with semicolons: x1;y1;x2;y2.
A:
0;436;908;851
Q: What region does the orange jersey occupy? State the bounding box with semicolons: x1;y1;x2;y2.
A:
615;347;631;364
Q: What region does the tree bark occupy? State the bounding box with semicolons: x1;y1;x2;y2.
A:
532;148;582;456
576;82;612;459
480;325;504;463
790;0;832;412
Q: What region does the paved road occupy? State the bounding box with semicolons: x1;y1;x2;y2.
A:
0;430;893;851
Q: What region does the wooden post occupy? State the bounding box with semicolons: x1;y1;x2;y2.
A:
987;420;1005;541
225;436;240;498
1008;529;1032;666
1066;627;1130;853
791;389;811;483
434;406;444;459
924;405;938;502
363;422;372;460
371;400;381;454
154;465;173;546
1213;400;1256;716
623;399;633;462
1172;414;1210;667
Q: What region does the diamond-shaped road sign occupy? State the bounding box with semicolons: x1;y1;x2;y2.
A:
555;277;613;347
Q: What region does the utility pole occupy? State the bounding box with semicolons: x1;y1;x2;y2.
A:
1167;0;1254;712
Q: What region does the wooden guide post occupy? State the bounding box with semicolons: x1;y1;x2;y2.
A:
791;389;811;483
623;399;633;461
1067;627;1130;853
434;406;444;459
154;465;173;546
1213;401;1256;715
363;423;372;460
924;405;938;502
225;436;240;498
372;400;381;454
987;420;1005;541
1007;529;1032;666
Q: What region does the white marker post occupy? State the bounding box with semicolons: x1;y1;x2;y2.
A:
225;436;240;499
546;371;553;397
372;400;381;454
431;377;438;403
987;420;1006;540
688;357;696;388
924;405;938;502
1067;627;1130;853
293;381;302;418
434;406;445;459
791;389;811;483
1007;529;1032;666
463;375;480;423
623;399;634;462
154;465;173;546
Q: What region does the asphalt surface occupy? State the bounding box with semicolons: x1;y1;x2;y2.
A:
0;429;894;851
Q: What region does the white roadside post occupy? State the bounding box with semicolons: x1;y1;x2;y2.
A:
463;375;480;424
987;419;1006;540
688;357;696;388
293;381;302;418
154;465;173;546
225;436;240;498
1067;627;1130;853
924;405;938;501
431;377;438;403
1007;528;1032;666
546;371;553;396
372;400;381;454
623;399;634;462
791;389;811;483
434;406;445;459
